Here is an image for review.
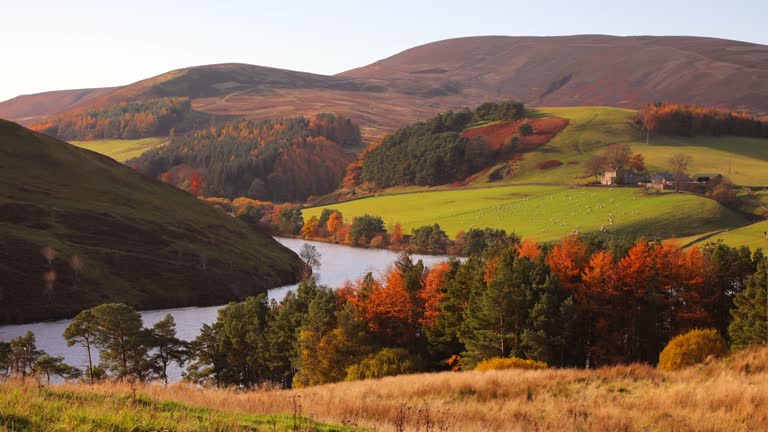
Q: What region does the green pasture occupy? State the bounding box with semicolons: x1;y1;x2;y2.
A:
69;137;167;162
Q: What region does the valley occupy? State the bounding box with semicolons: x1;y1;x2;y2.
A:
2;25;767;432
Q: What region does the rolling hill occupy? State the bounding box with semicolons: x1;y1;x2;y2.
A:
2;35;766;146
343;35;768;113
306;106;768;246
0;119;303;324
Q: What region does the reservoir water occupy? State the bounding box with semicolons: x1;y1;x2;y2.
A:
0;238;451;381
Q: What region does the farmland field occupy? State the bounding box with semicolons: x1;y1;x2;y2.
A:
470;107;768;187
304;185;747;241
69;137;167;162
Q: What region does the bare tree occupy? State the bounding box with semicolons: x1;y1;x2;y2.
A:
604;144;632;182
670;153;693;192
41;246;57;266
299;244;321;280
585;155;606;183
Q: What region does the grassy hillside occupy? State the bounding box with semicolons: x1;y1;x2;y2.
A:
0;119;302;324
477;106;768;187
15;347;766;432
69;137;168;162
0;383;355;432
305;185;747;241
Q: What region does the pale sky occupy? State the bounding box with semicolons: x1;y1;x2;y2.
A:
1;0;765;102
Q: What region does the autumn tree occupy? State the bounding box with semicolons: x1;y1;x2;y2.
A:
301;216;320;239
546;234;588;291
326;211;344;239
604;144;632;181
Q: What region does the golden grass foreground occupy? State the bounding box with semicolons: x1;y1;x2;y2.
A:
5;347;767;432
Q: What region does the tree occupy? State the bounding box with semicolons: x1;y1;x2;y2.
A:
301;216;320;239
185;324;223;386
519;122;534;136
7;331;43;381
460;254;534;367
0;341;10;377
35;355;81;384
64;309;97;383
585;156;606;183
604;144;632;182
729;258;768;349
89;303;150;380
390;223;404;245
410;224;449;254
150;315;187;385
326;212;344;239
670;153;692;192
350;215;386;246
299;243;322;280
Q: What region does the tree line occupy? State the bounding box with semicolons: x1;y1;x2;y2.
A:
30;98;194;140
358;101;526;188
129;114;360;202
3;236;765;388
638;103;768;138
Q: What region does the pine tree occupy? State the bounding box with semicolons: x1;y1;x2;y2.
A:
149;315;187;385
729;258;768;349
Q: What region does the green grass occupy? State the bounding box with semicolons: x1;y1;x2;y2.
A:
0;383;357;432
678;220;768;251
69;137;167;162
304;185;747;242
469;107;768;187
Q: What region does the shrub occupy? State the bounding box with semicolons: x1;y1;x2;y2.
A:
519;122;534;136
475;357;548;371
535;160;563;170
346;348;415;381
658;329;729;371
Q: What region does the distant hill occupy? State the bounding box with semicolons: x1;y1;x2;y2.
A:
0;119;302;324
343;35;768;113
0;87;115;123
3;35;765;144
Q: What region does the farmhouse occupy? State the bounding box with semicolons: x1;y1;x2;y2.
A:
648;172;678;191
601;170;618;185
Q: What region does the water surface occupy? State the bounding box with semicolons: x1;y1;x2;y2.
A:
0;238;450;381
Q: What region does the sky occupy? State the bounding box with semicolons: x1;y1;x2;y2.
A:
2;0;766;102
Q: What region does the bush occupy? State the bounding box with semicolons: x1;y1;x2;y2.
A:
519;122;534;136
658;329;729;371
346;348;415;381
475;357;548;371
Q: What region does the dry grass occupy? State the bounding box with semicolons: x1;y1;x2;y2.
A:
47;347;768;432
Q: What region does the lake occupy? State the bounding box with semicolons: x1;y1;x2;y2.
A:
0;238;451;381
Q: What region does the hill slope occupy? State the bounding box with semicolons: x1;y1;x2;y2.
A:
0;119;302;324
343;35;768;113
3;36;766;145
18;347;767;432
0;87;115;124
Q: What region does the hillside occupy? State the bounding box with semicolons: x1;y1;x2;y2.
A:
4;36;767;146
343;35;768;113
306;105;768;246
0;87;115;123
0;119;302;324
8;347;766;432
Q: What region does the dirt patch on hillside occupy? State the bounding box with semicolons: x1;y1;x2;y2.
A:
462;117;569;151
